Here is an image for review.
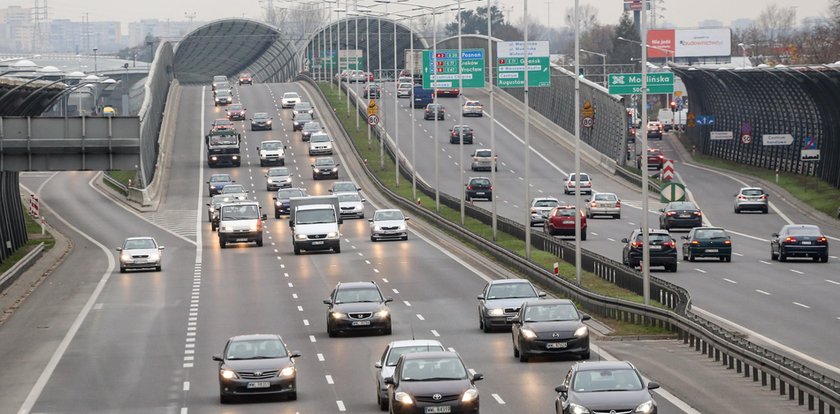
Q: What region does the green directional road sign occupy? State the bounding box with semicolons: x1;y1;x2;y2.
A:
608;73;674;95
660;182;686;203
422;49;485;89
496;41;551;88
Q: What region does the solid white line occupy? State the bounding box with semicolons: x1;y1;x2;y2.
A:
826;280;840;286
491;393;505;404
756;290;771;295
793;302;811;309
723;278;737;284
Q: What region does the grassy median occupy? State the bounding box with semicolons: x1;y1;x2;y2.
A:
0;208;55;275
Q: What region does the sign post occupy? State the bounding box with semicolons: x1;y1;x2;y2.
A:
496;41;551;88
422;49;485;89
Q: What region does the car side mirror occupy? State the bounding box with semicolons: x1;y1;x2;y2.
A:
261;214;267;221
290;351;301;358
328;189;333;192
476;295;484;300
284;145;288;149
385;297;394;303
249;118;252;121
538;291;547;298
375;361;382;369
256;147;260;151
510;316;521;324
384;377;395;385
771;233;779;237
212;354;223;362
206;181;210;184
647;382;660;390
621;238;629;243
472;373;484;381
681;235;688;240
555;384;568;393
115;247;122;251
584;199;590;202
159;246;165;250
272;197;278;200
659;208;665;212
581;314;591;321
311;164;315;168
404;217;409;221
323;299;332;305
361;199;366;203
206;203;211;206
368;219;373;222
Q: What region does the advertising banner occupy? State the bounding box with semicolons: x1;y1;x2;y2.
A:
648;30;675;59
645;29;731;58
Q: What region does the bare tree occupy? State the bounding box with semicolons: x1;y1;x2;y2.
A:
753;3;796;47
563;4;599;34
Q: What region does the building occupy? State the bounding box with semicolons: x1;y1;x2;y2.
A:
0;5;35;52
128;19;199;47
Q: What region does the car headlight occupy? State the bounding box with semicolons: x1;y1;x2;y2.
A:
520;328;537;339
232;156;239;160
266;120;272;124
331;311;345;319
220;369;238;379
313;168;321;173
275;201;282;206
488;308;504;317
295;234;308;240
331;167;338;172
210;185;217;189
279;367;296;377
634;400;655;413
148;252;160;261
120;253;130;261
569;403;590;414
376;309;389;318
374;226;382;231
327;232;339;239
461;388;478;403
211;156;218;161
394;391;414;405
250;224;259;232
574;326;588;338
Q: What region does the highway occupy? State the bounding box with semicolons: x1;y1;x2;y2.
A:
0;79;813;413
352;80;840;369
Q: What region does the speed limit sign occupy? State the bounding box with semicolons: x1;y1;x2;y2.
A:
367;115;380;126
582;116;594;128
741;134;752;144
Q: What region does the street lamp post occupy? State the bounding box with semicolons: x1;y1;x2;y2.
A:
458;0;465;225
487;0;497;241
93;47;98;75
640;4;650;305
524;0;532;258
579;48;606;88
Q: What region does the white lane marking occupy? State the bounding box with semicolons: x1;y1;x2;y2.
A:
723;278;737;284
416;314;425;321
826;280;840;286
759;260;772;265
607;238;616;242
733;252;744;257
404;301;412;307
309;335;317;343
180;408;188;414
292;293;298;299
790;269;804;275
694;268;707;274
337;401;346;411
303;319;310;326
756;290;771;295
289;282;294;287
326;375;334;384
365;259;371;264
318;353;325;362
492;394;506;404
431;330;440;337
382;278;389;283
297;305;303;312
183;381;190;391
392;288;399;294
374;268;380;273
793;302;811;309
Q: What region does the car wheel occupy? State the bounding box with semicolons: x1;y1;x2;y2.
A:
402;235;408;241
119;267;126;273
155;265;162;272
334;245;341;253
615;214;621;219
260;160;265;167
220;393;234;404
219;239;226;248
580;352;590;360
688;251;695;262
293;246;301;255
820;254;829;263
327;322;336;337
779;250;787;262
518;344;529;363
725;255;732;262
256;238;263;247
763;208;769;214
371;235;377;242
274;213;280;219
378;392;388;411
734;206;740;214
581;230;587;241
287;391;297;401
383;323;392;335
669;263;678;272
512;339;519;357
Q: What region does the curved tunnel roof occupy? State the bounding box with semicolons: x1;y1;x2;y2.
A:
174;18;300;84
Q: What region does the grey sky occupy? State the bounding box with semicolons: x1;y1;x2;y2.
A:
22;0;833;29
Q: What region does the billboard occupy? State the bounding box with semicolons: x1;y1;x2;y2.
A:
647;29;731;58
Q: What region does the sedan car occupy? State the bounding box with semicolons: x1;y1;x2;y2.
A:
449;125;474;144
116;237;164;273
423;103;445;120
250;112;272;131
462;100;483;117
308;132;333;155
659;201;703;230
329;181;361;194
682;227;732;262
207;173;234;195
385;351;482;414
337;192;366;219
771;224;829;262
273;187;308;218
734;187;769;213
363;83;381;98
396;82;413;98
301;121;323;141
212;334;300;404
621;228;678;272
281;92;301;108
563;173;592;195
312;157;340;180
325;281;393;336
220;184;247;195
585;192;621;219
477;279;546;332
292;101;315;118
292;112;313;131
465;177;492;201
512;299;591;362
544;204;587;240
226;103;246;121
265;167;293;191
375;339;445;410
530;197;560;226
470;148;497;171
238;73;253;85
369;209;409;241
210;118;234;133
554;361;659;414
214;89;233;106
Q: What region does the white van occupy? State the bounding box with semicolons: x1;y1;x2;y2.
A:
289;196;342;255
218;201;267;248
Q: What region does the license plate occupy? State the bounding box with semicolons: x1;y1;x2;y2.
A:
236;238;249;242
247;382;271;389
802;241;812;245
312;241;324;245
679;214;691;218
563;221;574;224
547;342;567;349
134;260;147;264
706;249;718;253
650;245;662;249
352;320;371;326
425;407;451;414
384;231;396;234
475;192;485;195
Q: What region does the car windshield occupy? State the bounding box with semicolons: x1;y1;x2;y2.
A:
386;345;445;366
787;226;821;236
221;185;245;193
221;204;259;220
311;134;330;143
228;105;243;111
209;134;237;145
427;104;441;110
124;238;156;249
295;103;312;110
304;122;321;131
487;282;536;299
335;287;381;303
524;303;579;322
253;113;269;120
268;168;290;177
572;369;643;392
742;189;764;196
216;90;231;97
374;210;404;221
332;183;357;192
262;141;283;150
209;175;231;183
568;174;590;181
337;193;361;203
399;83;412;89
400;357;467;381
694;229;728;239
296;208;336;224
226;338;287;360
277;189;305;199
533;199;558;208
315;158;335;167
475;150;492;157
466;101;481;106
283;93;300;99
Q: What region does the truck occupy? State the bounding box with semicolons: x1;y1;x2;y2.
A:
403;49;424;84
205;129;241;167
289;195;342;255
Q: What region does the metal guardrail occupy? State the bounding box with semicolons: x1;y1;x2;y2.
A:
101;172;128;195
299;73;840;413
0;242;43;292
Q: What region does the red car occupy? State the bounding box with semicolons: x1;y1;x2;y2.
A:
436;88;460;97
226;104;246;121
210;118;234;133
238;74;253;85
639;148;665;170
543;204;588;240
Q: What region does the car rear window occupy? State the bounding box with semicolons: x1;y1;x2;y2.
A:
475;150;492;157
556;208;577;217
534;199;558;208
787;226;821;236
742;189;764;196
277;189;304;198
471;179;490;186
635;233;671;243
594;194;616;201
668;202;697;210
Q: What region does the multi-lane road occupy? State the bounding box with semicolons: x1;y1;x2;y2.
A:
0;79;823;413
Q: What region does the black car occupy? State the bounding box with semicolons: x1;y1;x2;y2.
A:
771;224;829;262
449;125;474;144
477;279;545;332
554;361;659;414
273;187;307;218
207;173;234;195
424;103;445;120
301;121;323;141
659;201;703;231
621;229;678;272
364;83;381;98
384;351;482;414
292;113;313;131
312;156;340;180
681;227;732;262
465;177;492;201
511;299;590;362
212;334;301;404
324;281;392;336
250;112;272;131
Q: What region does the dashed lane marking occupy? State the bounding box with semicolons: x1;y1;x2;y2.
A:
793;302;811;309
756;290;771;295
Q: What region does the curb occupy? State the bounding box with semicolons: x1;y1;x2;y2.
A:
0;243;44;293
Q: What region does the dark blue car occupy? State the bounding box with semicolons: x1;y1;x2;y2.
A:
207;173;234;196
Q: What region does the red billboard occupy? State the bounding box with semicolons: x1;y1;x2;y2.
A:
648;29;675;59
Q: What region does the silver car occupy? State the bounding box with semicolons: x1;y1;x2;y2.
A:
117;237;164;273
462;100;484;117
477;279;545;332
530;197;560;226
374;339;445;410
337;192;366;219
470;148;498;172
369;209;409;241
397;82;413;98
585;192;621;219
734;187;768;214
266;167;293;190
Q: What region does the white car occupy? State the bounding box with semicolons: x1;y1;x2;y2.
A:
281;92;302;108
462;100;484;117
374;339;444;409
308;132;333;155
265;167;293;190
397;82;413;98
586;192;621;219
337;192;366;219
117;237;164;273
470;148;497;171
257;140;286;166
529;197;560;226
564;173;592;195
292;101;315;118
369;209;409;241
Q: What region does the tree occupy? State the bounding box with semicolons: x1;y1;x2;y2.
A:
610;12;640;65
444;6;512;37
564;4;599;34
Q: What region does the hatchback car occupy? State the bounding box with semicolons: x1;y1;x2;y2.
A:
308;132;333;155
449;125;474;144
300;121;323;141
369;209;409;241
734;187;769;213
397;82;413;98
324;281;393;336
477;279;545;332
329;181;361;194
424;103;445;120
563;173;592;195
226;103;246;121
530;197;561;226
292;101;315;118
465;177;492;201
207;173;235;195
682;227;732;262
544;204;587;240
273;187;307;218
770;224;829;262
363;83;381;98
384;351;482;414
621;228;678;272
511;299;591;362
250;112;272;131
585;192;621;219
640;147;665;170
265;167;293;190
374;340;445;410
659;201;703;230
647;121;663;139
470;148;497;171
212;334;300;404
117;237;164;273
554;361;659;414
292;112;313;131
238;73;253;85
312;157;340;180
462;100;484;117
281;92;301;108
337;192;366;219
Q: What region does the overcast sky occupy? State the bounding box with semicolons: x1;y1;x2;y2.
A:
27;0;833;29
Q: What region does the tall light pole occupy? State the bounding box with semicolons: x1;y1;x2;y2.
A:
579;48;606;88
355;0;360;132
488;0;497;241
92;47;98;75
640;1;650;305
457;0;465;225
573;0;582;283
393;12;400;185
524;0;532;258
